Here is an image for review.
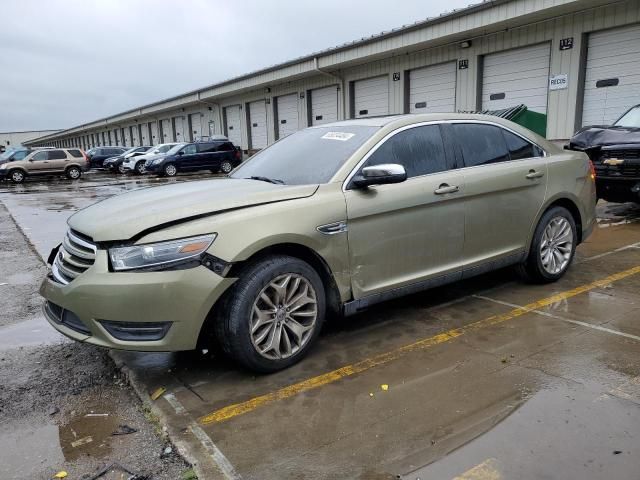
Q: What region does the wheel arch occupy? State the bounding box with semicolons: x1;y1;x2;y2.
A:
527;195;584;256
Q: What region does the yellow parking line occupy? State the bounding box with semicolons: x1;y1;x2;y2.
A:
453;458;502;480
199;265;640;425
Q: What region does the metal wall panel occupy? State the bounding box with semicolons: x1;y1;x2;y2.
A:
130;125;140;146
310;86;339;125
140;122;150;145
173;116;186;143
408;62;457;113
150;122;159;145
582;23;640;126
482;43;551;113
353;76;389;118
189;113;203;141
276;93;299;139
248;100;268;149
160;119;172;142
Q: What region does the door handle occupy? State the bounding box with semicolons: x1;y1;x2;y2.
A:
434;183;459;195
525;169;544;179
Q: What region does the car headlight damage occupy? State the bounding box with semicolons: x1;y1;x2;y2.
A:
109;234;216;271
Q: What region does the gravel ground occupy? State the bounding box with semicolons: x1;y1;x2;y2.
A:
0;200;192;480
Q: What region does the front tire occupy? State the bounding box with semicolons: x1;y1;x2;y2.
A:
9;169;25;184
66;166;82;180
163;163;177;177
135;161;145;175
517;206;577;283
215;255;326;372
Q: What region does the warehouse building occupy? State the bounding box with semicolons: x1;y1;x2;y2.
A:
25;0;640;151
1;129;61;149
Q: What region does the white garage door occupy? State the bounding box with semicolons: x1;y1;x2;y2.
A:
189;113;203;141
482;43;550;113
582;24;640;126
354;76;389;118
140;123;150;145
130;126;139;146
173;117;186;143
276;94;299;139
310;86;339;125
249;100;268;149
224;105;242;147
409;62;457;113
150;122;159;145
159;119;171;142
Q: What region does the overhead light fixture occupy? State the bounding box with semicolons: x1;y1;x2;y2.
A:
460;40;472;48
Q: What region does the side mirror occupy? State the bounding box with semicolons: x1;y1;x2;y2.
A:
351;164;407;188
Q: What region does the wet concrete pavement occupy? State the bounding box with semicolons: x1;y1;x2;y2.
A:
1;172;639;479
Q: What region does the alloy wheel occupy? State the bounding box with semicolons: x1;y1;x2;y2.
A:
165;164;176;176
540;216;573;274
250;273;318;360
221;161;233;174
68;168;80;179
11;171;24;183
135;162;145;174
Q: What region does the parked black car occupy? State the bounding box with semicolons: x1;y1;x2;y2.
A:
569;104;640;203
85;146;127;169
144;140;242;177
103;146;152;173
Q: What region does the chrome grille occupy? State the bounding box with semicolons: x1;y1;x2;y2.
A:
52;230;97;285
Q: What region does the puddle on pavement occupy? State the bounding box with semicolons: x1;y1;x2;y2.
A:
0;315;66;350
0;402;126;479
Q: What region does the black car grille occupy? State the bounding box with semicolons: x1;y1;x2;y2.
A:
596;150;640;179
51;229;97;285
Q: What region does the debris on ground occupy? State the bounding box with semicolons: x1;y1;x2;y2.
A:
381;384;389;391
160;446;173;458
112;424;138;436
86;462;149;480
182;468;198;480
71;436;93;448
150;387;166;401
53;471;68;479
49;406;60;416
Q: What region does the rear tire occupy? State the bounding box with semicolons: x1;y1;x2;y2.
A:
517;206;577;283
215;255;326;373
220;161;233;174
9;169;25;184
65;166;82;180
163;163;177;177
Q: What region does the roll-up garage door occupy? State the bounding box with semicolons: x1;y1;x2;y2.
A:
276;94;299;139
224;105;242;147
582;24;640;126
482;43;550;113
160;119;171;142
249;100;268;149
150;122;159;145
409;62;457;113
310;86;338;126
112;129;119;146
189;113;202;141
173;117;186;143
130;125;140;146
140;123;150;145
354;76;389;118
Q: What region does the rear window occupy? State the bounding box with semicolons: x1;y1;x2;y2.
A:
502;130;543;160
197;143;218;153
68;149;83;158
218;142;235;152
48;150;67;160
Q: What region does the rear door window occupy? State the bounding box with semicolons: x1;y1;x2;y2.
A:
453;124;510;167
501;130;543;159
363;124;449;178
68;149;83;158
48;150;67;160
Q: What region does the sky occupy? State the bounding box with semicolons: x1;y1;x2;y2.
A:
0;0;475;132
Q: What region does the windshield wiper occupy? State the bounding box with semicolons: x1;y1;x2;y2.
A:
246;176;285;185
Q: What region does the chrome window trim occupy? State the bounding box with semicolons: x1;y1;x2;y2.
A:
342;119;548;192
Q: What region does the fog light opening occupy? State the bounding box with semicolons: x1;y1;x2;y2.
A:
99;320;172;341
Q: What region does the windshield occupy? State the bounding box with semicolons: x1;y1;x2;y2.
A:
166;143;186;155
122;147;139;155
0;149;28;161
614;105;640;128
231;126;378;185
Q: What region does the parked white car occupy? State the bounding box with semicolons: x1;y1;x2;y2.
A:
122;143;180;174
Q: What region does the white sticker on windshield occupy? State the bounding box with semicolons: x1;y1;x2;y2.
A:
321;132;355;141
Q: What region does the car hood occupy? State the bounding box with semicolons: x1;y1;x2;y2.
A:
68;178;319;242
137;153;164;162
569;125;640;150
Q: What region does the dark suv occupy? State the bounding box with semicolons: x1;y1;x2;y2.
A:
86;147;128;169
145;140;241;177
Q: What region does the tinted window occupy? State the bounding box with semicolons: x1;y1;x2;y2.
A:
182;144;197;154
49;150;67;160
218;142;235;152
454;124;510;167
32;151;48;161
363;125;448;178
197;143;218;153
69;149;83;158
502;130;541;160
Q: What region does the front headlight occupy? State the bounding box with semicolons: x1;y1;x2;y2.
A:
109;234;216;271
150;158;163;165
0;163;6;170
